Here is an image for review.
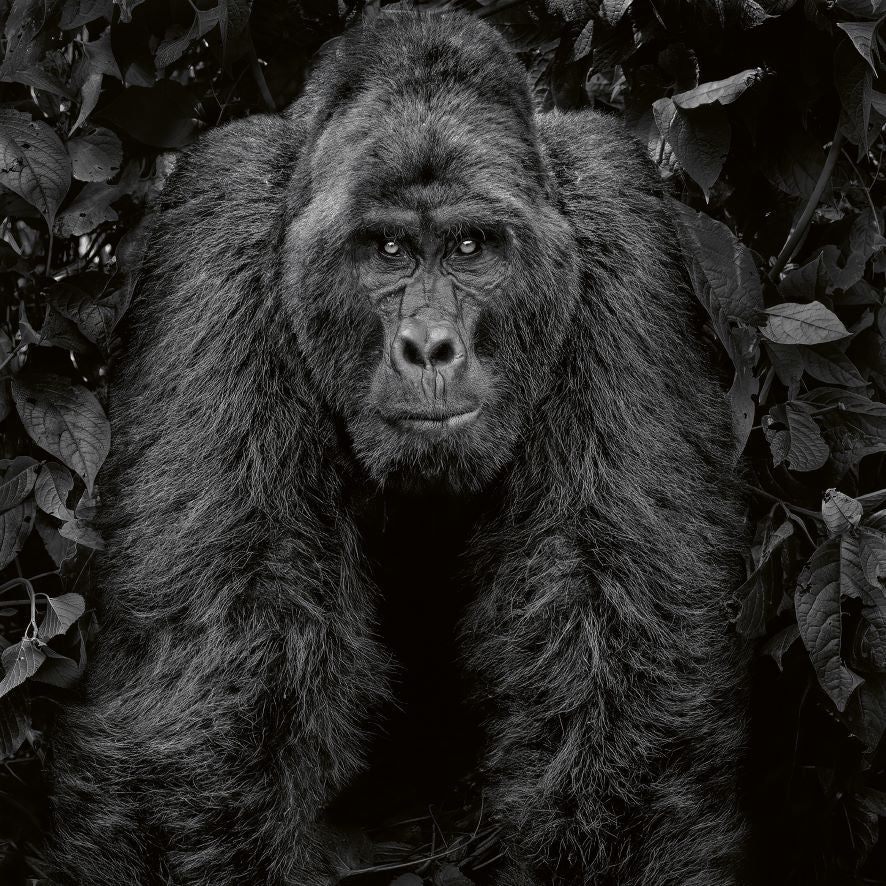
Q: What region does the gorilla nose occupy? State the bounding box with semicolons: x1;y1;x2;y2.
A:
392;317;465;374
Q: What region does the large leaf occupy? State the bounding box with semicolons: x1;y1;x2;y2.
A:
796;538;864;711
12;374;110;494
822;489;863;534
0;110;71;228
837;21;881;73
672;67;766;108
759;301;851;345
668;200;763;450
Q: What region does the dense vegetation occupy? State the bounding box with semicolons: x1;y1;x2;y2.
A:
0;0;884;883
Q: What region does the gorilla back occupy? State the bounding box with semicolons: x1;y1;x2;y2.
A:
45;12;752;886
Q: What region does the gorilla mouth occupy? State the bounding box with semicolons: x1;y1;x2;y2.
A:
385;406;481;432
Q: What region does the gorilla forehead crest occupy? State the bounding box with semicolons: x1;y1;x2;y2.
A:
301;14;549;211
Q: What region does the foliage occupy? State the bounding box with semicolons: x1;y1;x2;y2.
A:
0;0;885;883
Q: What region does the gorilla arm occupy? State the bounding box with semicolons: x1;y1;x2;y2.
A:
464;112;752;886
44;114;388;886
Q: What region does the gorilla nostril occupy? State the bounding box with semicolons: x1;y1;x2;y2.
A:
428;339;456;367
401;337;425;367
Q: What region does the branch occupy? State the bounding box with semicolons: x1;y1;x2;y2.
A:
768;124;846;282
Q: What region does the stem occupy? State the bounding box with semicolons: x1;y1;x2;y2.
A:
0;341;27;373
246;35;275;113
769;124;846;282
747;484;823;521
46;226;54;278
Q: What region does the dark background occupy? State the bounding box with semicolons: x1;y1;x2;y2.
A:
0;0;885;883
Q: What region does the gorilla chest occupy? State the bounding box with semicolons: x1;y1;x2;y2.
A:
333;492;485;825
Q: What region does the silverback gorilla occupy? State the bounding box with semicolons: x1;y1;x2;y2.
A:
45;12;752;886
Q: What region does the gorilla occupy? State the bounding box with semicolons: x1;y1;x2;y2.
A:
45;12;752;886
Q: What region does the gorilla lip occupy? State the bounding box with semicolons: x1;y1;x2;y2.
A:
387;407;481;431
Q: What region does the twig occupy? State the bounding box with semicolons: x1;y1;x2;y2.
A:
769;124;846;282
246;34;275;113
841;147;882;233
747;484;823;521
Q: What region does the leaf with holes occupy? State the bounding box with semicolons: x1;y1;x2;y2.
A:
0;110;71;228
38;592;85;640
0;639;45;699
796;538;864;711
68;127;122;182
12;374;110;495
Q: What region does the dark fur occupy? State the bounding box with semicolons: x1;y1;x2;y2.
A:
45;13;751;886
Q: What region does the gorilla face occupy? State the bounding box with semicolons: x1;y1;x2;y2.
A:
284;86;577;492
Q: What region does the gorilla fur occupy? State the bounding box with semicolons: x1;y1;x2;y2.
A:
45;12;752;886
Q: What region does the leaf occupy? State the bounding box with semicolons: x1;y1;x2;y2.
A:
0;456;38;512
12;373;110;494
835;40;873;150
796;538;864;711
57;181;119;237
35;512;75;567
49;280;122;350
762;623;801;669
68;127;122;182
0;639;45;699
0;688;31;758
34;462;75;521
218;0;253;60
59;518;105;550
857;527;886;586
0;500;35;571
672;67;766;109
30;646;80;688
762;402;830;471
59;0;113;29
837;21;881;74
573;19;594;61
155;5;221;69
601;0;632;25
796;345;865;387
845;674;886;750
822;489;864;534
668;200;763;450
654;99;731;195
434;865;475;885
38;592;85;640
759;301;851;345
0;110;71;228
855;606;886;670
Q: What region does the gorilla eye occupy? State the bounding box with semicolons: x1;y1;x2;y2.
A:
457;238;480;256
380;239;401;256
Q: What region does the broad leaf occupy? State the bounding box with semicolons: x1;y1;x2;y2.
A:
796;538;864;711
0;457;38;512
68;127;122;182
837;21;881;73
672;67;766;108
59;518;105;550
0;500;35;571
762;402;829;471
759;301;851;345
0;110;71;228
12;373;110;494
